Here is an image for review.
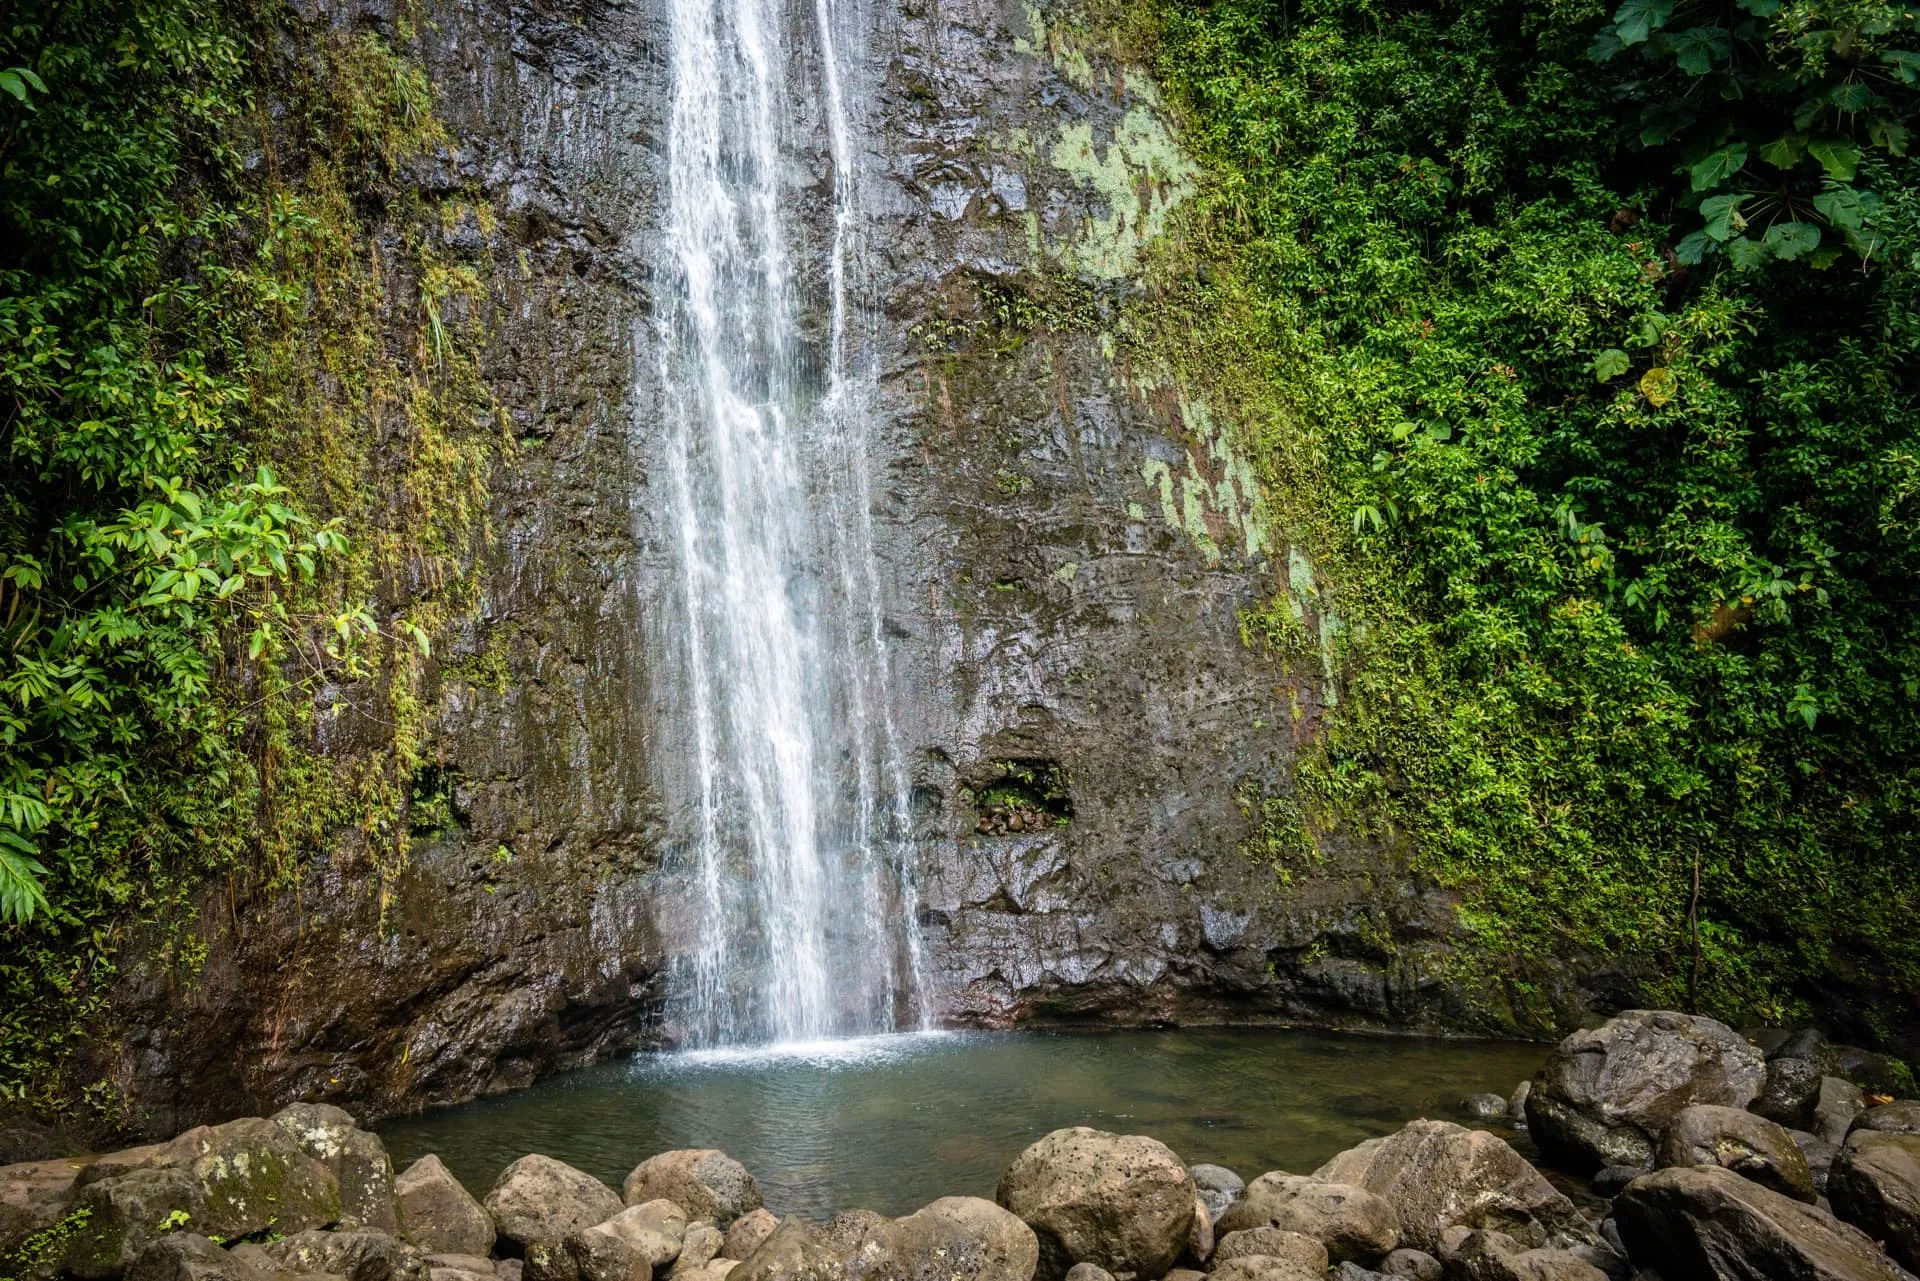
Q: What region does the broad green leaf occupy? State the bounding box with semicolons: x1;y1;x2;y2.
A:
1763;220;1821;260
1884;49;1920;85
1759;133;1807;169
1830;82;1876;113
1639;104;1697;147
1592;349;1631;381
1727;235;1771;269
1639;367;1677;406
1589;26;1627;62
0;72;23;103
1691;143;1748;191
1674;230;1715;264
0;830;49;924
1871;118;1911;156
1808;139;1861;180
1664;26;1730;75
1613;0;1674;45
1813;185;1866;230
1701;192;1749;241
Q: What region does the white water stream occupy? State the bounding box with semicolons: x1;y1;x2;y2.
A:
652;0;927;1046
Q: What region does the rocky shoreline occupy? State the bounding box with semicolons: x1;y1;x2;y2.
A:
4;1010;1918;1281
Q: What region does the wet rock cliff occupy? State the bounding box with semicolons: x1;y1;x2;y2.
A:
93;0;1606;1137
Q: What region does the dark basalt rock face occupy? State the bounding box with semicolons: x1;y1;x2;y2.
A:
83;0;1619;1138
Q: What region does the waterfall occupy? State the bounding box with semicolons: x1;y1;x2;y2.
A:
651;0;927;1046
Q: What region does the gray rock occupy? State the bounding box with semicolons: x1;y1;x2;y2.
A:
1815;1078;1868;1148
1205;1258;1322;1281
397;1156;496;1257
1314;1121;1584;1254
994;1127;1195;1280
126;1234;271;1281
819;1212;889;1255
887;1196;1040;1281
272;1104;399;1233
1755;1057;1826;1129
1657;1104;1814;1202
594;1202;689;1268
496;1262;524;1281
1446;1230;1606;1281
1525;1011;1765;1171
1792;1130;1842;1193
1827;1130;1920;1271
1187;1196;1213;1264
0;1154;86;1266
671;1225;724;1276
1215;1173;1398;1263
66;1120;341;1279
728;1220;845;1281
485;1157;624;1249
1464;1095;1510;1122
1189;1166;1245;1223
1212;1227;1327;1272
622;1154;760;1228
725;1211;779;1263
524;1231;650;1281
265;1230;428;1281
1061;1267;1110;1281
1333;1265;1385;1281
1510;1083;1532;1129
1613;1165;1908;1281
426;1254;498;1281
1851;1103;1920;1138
1590;1167;1641;1198
1380;1248;1443;1281
1829;1046;1914;1097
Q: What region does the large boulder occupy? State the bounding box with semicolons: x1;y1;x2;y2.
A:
1657;1104;1815;1202
726;1210;780;1263
887;1197;1039;1281
1204;1258;1319;1281
264;1229;429;1281
65;1119;341;1278
592;1202;688;1269
1816;1078;1869;1148
1852;1103;1920;1138
1525;1011;1765;1171
1443;1230;1606;1281
1314;1121;1585;1254
994;1128;1195;1281
486;1156;624;1248
621;1154;760;1228
1214;1173;1398;1263
1211;1228;1327;1272
125;1234;269;1281
0;1155;87;1268
670;1226;723;1278
1613;1164;1908;1281
525;1231;650;1281
728;1220;846;1281
397;1156;496;1258
272;1104;399;1233
1828;1130;1920;1271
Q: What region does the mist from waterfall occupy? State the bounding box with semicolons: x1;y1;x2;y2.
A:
651;0;927;1046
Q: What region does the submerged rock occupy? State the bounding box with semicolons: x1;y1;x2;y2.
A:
1462;1095;1509;1122
1827;1130;1920;1271
397;1155;496;1258
1657;1104;1815;1202
1215;1173;1398;1263
995;1127;1195;1280
1314;1121;1583;1254
1190;1166;1245;1223
622;1153;760;1228
485;1156;624;1248
1613;1165;1907;1281
1525;1011;1764;1171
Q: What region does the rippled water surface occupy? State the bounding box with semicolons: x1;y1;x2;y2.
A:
380;1029;1547;1219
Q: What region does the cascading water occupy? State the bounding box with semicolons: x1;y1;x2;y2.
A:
650;0;928;1047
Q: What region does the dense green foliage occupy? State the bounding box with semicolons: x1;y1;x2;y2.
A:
1136;0;1920;1028
0;0;491;1115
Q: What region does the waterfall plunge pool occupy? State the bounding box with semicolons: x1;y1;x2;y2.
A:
379;1028;1549;1219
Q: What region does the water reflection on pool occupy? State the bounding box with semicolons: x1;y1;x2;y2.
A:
379;1028;1547;1219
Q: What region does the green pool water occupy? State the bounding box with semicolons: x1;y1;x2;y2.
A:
379;1028;1548;1220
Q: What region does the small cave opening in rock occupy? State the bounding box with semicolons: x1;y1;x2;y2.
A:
407;764;468;838
964;758;1072;837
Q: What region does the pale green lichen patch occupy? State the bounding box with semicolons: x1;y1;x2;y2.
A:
1046;110;1199;279
1133;395;1270;567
